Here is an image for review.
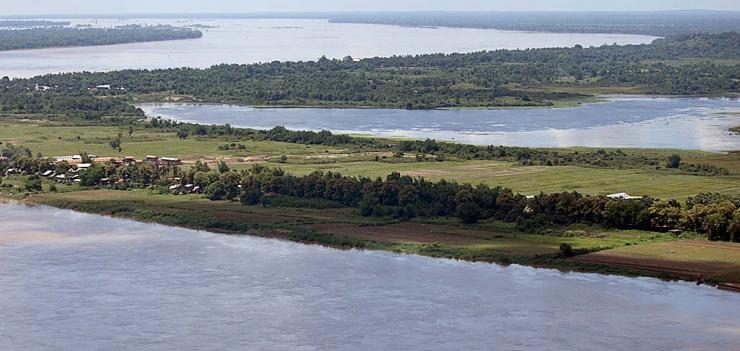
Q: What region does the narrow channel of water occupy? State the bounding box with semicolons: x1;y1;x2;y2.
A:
1;203;739;350
139;96;740;151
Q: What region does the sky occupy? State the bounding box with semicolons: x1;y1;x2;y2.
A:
1;0;739;15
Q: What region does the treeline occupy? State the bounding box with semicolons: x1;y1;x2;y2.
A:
149;121;369;146
0;25;202;51
10;33;738;108
397;139;730;175
326;11;740;36
2;148;738;242
0;20;71;28
0;90;143;120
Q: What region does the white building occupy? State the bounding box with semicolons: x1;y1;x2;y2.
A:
607;193;643;200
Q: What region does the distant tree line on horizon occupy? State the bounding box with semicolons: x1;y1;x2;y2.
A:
0;20;71;28
325;11;740;36
0;25;202;51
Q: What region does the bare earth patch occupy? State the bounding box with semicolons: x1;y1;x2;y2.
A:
573;240;740;282
313;222;491;245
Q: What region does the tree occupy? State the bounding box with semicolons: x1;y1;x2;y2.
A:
648;200;682;229
78;152;92;163
666;154;681;168
55;161;71;175
109;137;122;151
559;243;574;257
193;160;210;172
205;181;227;200
24;175;42;192
240;184;263;205
217;161;230;174
456;201;481;224
729;210;740;242
80;164;105;186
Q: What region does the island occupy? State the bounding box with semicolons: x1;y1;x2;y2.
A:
0;25;203;51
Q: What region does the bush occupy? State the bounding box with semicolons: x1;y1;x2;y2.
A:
559;243;574;257
666;154;681;168
24;176;42;192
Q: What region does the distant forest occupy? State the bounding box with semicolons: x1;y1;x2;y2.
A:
326;11;740;36
0;20;71;27
10;32;739;109
9;11;739;36
0;25;202;51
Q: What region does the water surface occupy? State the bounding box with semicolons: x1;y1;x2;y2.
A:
1;203;739;350
0;18;656;77
139;96;740;151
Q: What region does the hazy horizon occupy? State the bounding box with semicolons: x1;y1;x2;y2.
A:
1;0;739;16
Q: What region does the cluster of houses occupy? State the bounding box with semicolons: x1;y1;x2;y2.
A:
4;154;182;186
32;84;126;92
52;154;182;167
39;165;89;184
169;180;202;195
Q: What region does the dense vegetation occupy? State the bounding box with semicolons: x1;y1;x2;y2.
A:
2;145;738;242
10;33;738;108
0;90;142;120
0;20;71;28
0;25;202;51
326;11;740;36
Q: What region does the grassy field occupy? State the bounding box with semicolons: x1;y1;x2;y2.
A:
575;241;740;284
0;118;343;160
3;119;739;200
264;160;740;200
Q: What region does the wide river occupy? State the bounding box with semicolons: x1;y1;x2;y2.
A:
0;18;656;78
1;203;739;350
139;96;740;151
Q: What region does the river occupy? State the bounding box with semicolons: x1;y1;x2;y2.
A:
0;203;739;350
139;96;740;151
0;18;657;78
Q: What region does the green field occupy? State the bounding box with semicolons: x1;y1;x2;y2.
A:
3;119;739;200
266;160;740;200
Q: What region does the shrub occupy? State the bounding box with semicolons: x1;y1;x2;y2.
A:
559;243;574;257
24;176;42;192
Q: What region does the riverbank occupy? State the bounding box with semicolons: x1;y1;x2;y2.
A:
5;189;739;290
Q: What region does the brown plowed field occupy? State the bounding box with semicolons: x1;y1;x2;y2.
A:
573;240;740;281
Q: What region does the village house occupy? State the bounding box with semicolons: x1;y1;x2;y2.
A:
160;157;182;166
34;84;51;92
145;155;159;165
607;192;643;200
54;155;85;165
